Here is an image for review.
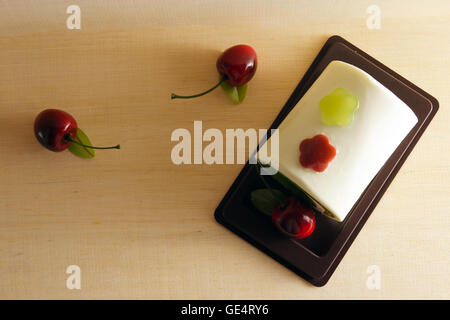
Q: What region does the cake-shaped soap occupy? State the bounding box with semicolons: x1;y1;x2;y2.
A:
258;61;418;222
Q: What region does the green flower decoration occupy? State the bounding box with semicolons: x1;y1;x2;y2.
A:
319;87;359;126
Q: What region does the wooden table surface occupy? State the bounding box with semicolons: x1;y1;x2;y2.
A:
0;0;449;299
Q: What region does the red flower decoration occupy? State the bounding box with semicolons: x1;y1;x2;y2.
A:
299;134;336;172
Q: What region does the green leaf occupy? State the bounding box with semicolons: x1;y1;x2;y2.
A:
236;83;248;102
271;172;314;207
250;188;286;216
68;128;95;159
220;80;248;104
270;172;336;218
220;81;239;103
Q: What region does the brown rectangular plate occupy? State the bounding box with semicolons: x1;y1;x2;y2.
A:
214;35;439;286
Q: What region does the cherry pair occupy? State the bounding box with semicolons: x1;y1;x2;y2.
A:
35;44;257;157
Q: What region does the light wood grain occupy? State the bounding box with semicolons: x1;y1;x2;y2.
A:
0;0;449;299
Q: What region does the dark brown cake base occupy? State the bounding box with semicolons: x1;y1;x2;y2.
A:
214;35;439;287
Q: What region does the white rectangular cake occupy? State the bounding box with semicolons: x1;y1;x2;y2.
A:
258;60;418;222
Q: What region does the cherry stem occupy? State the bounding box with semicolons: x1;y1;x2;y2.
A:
171;75;227;100
257;164;287;210
64;135;120;150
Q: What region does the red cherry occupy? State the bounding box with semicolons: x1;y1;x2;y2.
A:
299;134;336;172
34;109;120;153
271;197;316;239
216;44;257;87
171;44;257;100
34;109;78;152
